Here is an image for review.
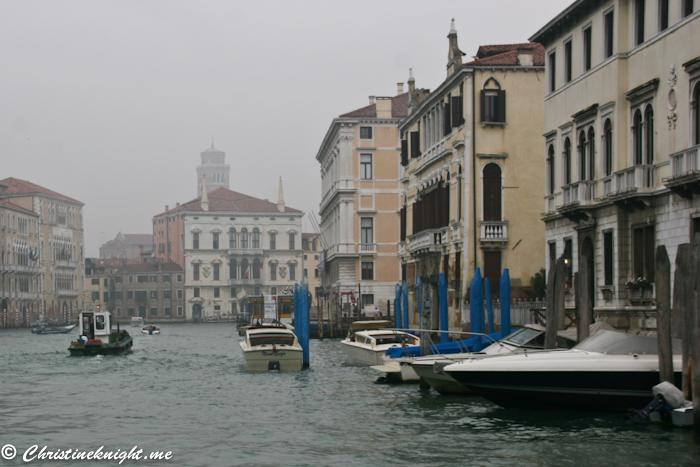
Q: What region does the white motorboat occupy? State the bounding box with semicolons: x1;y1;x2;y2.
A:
406;323;607;392
340;320;420;366
131;317;144;327
239;322;303;371
142;324;161;335
443;329;683;411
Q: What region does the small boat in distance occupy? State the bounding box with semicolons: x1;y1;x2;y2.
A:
32;323;77;335
239;321;303;371
340;320;420;366
142;324;161;335
68;310;133;356
131;316;144;327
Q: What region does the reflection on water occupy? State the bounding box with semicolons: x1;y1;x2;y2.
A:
1;326;699;467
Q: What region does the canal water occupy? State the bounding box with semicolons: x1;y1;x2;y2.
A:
1;325;699;467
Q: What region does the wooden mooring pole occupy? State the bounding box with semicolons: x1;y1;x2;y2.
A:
655;245;673;384
577;255;591;343
545;256;566;349
691;235;700;430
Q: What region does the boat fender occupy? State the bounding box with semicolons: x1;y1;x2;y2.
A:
88;339;102;343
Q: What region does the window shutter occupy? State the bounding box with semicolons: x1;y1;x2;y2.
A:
451;96;462;127
480;90;487;123
401;139;408;166
443;102;451;136
410;131;420;158
497;90;506;123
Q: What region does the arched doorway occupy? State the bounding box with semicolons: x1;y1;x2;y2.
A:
580;236;595;310
192;304;202;323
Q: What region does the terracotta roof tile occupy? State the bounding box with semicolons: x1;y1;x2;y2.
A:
154;187;301;217
0;199;39;216
0;177;82;204
340;90;430;118
465;43;544;67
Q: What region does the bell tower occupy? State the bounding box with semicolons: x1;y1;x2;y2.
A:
196;141;230;196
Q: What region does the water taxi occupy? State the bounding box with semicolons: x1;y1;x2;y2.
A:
239;321;303;371
340;320;420;366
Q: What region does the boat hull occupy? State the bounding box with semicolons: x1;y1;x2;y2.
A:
412;361;471;395
238;341;303;371
340;341;391;366
68;334;133;356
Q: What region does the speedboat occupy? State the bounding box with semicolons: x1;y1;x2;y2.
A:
239;322;303;371
68;310;133;356
142;324;161;335
340;320;420;366
31;323;77;335
444;329;683;411
131;317;144;327
407;323;610;392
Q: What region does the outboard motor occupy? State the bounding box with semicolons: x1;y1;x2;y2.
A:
268;361;281;371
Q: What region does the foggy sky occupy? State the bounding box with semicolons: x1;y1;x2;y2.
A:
0;0;573;256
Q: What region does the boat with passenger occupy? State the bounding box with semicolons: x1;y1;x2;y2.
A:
340;320;420;366
142;324;161;335
68;309;133;356
239;320;303;371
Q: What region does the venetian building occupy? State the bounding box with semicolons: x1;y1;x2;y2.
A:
399;20;546;330
0;178;85;322
316;81;427;317
197;143;230;197
533;0;699;331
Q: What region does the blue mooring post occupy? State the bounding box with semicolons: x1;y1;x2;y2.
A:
395;284;402;329
402;280;409;330
500;269;511;338
485;277;494;334
439;273;448;344
300;279;310;369
416;276;423;331
293;283;300;329
473;268;484;351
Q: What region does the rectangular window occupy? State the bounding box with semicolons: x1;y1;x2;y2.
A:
214;287;220;298
314;268;319;278
103;292;109;302
549;51;557;92
129;275;134;283
150;290;157;299
270;265;276;280
150;275;157;283
104;278;109;287
164;289;171;299
115;276;122;284
604;231;614;285
193;264;200;281
564;40;572;83
683;0;694;18
177;289;183;299
91;278;99;285
213;263;220;281
659;0;669;31
194;287;200;298
163;274;170;282
633;225;655;281
230;287;237;298
359;126;372;139
128;290;134;300
116;307;122;317
361;218;373;245
289;264;296;281
270;287;277;295
480;90;505;123
92;291;99;301
137;275;148;283
150;307;157;317
165;307;171;316
177;307;183;316
304;268;308;278
193;232;199;249
361;294;374;309
361;262;374;280
360;154;373;180
212;232;219;250
289;233;296;250
583;26;592;71
635;0;645;46
270;233;276;250
604;10;614;58
410;131;420;158
177;274;183;282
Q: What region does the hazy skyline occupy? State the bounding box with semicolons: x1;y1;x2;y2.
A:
0;0;573;256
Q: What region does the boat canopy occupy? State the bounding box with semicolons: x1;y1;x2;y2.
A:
574;329;682;355
384;331;501;359
348;320;391;333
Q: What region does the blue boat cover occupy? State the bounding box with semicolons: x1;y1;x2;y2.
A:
384;332;502;359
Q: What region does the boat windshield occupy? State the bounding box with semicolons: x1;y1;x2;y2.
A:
372;334;412;346
502;327;543;346
249;334;295;347
574;329;682;355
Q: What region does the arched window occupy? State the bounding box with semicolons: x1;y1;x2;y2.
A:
482;163;502;221
252;228;260;249
546;145;555;195
253;258;261;279
694;83;700;145
644;105;654;164
603;119;613;176
633;109;644;165
587;127;596;180
228;228;236;249
240;228;248;249
578;130;588;180
564;137;572;185
229;259;237;279
241;259;249;279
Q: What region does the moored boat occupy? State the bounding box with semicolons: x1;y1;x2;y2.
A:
68;310;133;356
32;323;77;335
340;321;420;366
444;329;683;411
239;322;303;371
131;316;144;327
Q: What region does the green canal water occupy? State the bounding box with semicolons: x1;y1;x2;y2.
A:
1;325;699;467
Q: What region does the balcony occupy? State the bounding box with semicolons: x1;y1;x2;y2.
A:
557;180;596;222
56;288;80;297
544;194;557;215
0;264;41;274
229;278;263;286
227;248;264;257
408;228;448;255
603;164;655;211
358;243;376;254
15;291;41;301
480;221;508;244
55;260;77;269
664;144;700;199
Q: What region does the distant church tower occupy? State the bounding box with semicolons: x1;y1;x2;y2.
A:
197;142;230;196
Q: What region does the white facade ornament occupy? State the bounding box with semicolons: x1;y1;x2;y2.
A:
668;64;677;130
278;266;287;279
202;265;211;278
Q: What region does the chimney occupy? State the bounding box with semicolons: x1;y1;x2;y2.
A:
517;47;535;67
397;83;404;95
176;202;180;208
407;68;417;114
376;97;392;118
369;96;376;105
447;18;465;76
277;177;285;212
139;245;144;255
201;176;209;212
165;205;169;212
